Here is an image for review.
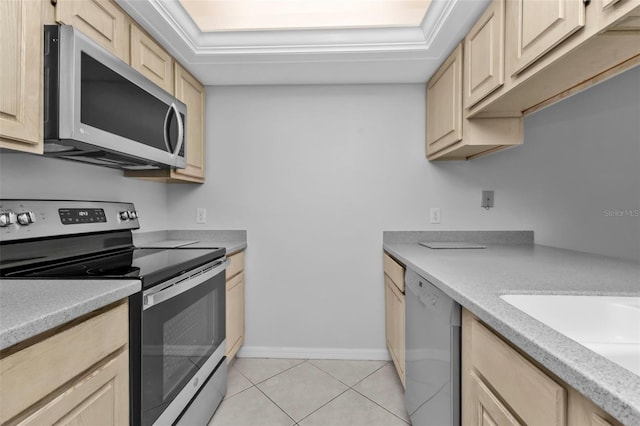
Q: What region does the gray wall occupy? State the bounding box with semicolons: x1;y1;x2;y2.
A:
0;154;169;231
1;67;636;359
167;68;639;359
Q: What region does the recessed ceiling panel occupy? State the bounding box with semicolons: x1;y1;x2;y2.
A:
178;0;431;31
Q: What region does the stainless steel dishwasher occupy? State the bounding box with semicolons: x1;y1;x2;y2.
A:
405;269;461;426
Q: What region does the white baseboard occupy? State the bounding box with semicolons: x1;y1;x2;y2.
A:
236;346;391;361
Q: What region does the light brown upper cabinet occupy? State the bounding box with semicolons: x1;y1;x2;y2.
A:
55;0;129;63
426;45;463;157
130;24;174;94
464;0;505;108
173;64;206;182
507;0;585;76
0;0;43;154
427;44;522;161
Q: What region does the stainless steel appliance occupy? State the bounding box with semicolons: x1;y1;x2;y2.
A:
43;25;186;170
405;269;461;426
0;200;227;425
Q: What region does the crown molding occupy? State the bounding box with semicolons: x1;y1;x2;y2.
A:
115;0;490;84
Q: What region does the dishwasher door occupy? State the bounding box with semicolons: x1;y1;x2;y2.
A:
405;269;461;426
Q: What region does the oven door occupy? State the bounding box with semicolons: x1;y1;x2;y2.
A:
139;259;227;426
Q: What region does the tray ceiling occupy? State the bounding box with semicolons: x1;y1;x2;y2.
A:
115;0;490;85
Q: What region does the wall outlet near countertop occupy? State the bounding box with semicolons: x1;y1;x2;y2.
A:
196;207;207;224
430;207;441;224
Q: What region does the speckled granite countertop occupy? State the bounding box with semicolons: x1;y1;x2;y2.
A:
383;233;640;425
0;279;140;351
134;230;247;255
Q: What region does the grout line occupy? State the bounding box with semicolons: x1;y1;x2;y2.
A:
254;383;298;425
294;388;351;424
349;360;390;387
350;387;410;425
237;358;308;385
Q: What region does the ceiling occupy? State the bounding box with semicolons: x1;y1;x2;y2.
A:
178;0;432;32
115;0;490;85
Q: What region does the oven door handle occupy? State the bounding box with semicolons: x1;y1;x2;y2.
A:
143;259;229;310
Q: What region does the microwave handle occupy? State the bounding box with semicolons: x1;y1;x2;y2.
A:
163;102;185;158
143;259;229;310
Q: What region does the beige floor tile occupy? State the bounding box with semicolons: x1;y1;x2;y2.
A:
257;362;348;422
298;389;409;426
233;357;306;384
352;363;409;422
309;359;387;386
225;364;254;399
209;387;295;426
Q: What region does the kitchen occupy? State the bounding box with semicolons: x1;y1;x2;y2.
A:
1;0;639;425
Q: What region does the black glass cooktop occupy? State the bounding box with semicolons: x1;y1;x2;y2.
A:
0;231;225;289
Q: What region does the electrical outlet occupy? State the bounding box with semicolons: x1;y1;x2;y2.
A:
482;190;494;209
196;208;207;224
430;207;441;224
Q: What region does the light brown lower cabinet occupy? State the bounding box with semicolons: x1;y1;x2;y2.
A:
0;301;129;425
226;251;245;362
462;309;622;426
383;252;405;387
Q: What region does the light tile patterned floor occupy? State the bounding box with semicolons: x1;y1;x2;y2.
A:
209;358;410;426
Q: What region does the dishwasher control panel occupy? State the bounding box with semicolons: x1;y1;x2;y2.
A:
405;269;461;326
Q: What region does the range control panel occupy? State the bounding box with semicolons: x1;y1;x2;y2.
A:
0;200;139;242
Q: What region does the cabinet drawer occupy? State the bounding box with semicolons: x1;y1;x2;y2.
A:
470;318;566;426
0;301;128;424
383;252;404;293
14;349;129;426
226;251;244;280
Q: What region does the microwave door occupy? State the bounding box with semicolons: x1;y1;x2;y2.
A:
55;25;186;169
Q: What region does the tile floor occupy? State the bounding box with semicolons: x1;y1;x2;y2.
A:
209;358;410;426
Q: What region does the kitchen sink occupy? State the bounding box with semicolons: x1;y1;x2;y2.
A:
500;294;640;376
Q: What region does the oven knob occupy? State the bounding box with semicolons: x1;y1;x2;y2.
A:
129;211;137;219
0;213;14;227
119;211;129;220
17;212;35;225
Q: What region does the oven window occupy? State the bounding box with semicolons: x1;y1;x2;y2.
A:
141;271;225;426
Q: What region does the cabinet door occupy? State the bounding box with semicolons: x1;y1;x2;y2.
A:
0;0;43;153
226;272;245;361
385;276;405;386
130;24;174;94
465;0;505;108
507;0;585;75
426;44;463;157
174;63;205;181
469;372;522;426
15;350;129;426
55;0;129;62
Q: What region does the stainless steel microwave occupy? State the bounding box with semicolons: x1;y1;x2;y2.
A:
43;25;186;170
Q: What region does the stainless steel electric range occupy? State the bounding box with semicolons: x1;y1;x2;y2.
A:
0;200;228;425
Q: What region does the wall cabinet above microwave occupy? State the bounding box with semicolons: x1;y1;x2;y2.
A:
0;0;206;184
